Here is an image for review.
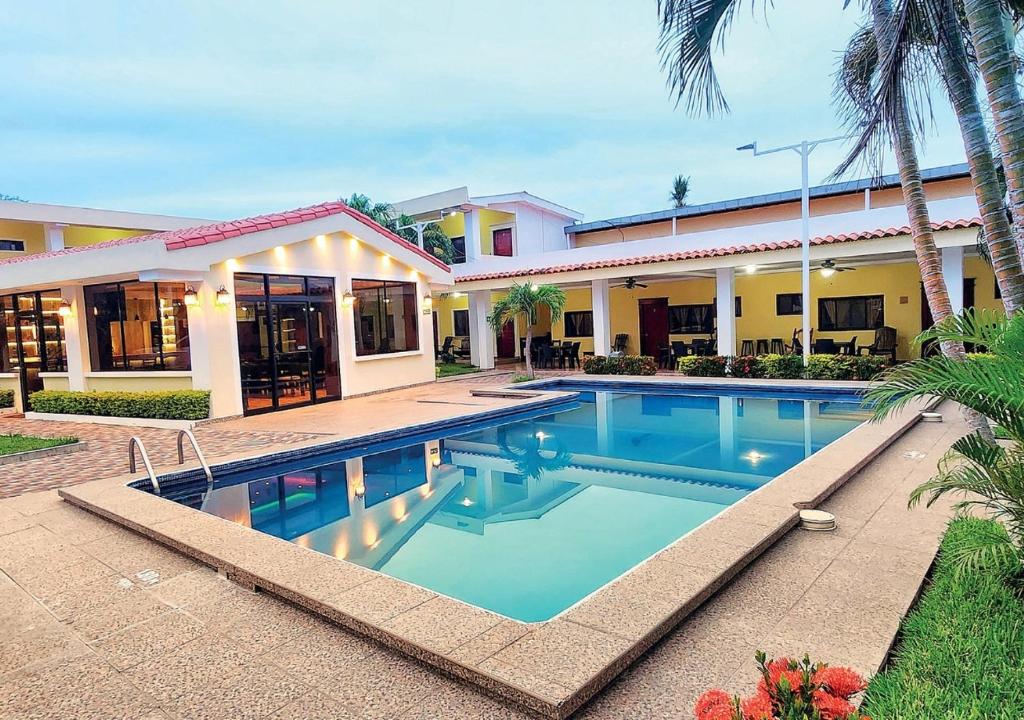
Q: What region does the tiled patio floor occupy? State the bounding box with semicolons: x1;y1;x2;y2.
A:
0;404;963;719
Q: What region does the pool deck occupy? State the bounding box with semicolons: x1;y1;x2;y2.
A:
0;394;963;719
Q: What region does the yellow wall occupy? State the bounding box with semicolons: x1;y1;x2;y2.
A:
85;375;194;392
0;220;45;258
63;226;149;247
436;209;516;257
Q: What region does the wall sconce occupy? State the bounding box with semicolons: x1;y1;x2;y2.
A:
57;299;73;318
353;484;365;498
184;286;199;307
422;294;433;308
341;291;355;307
215;286;231;306
429;447;440;467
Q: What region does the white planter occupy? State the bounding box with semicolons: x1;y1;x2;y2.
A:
24;412;200;430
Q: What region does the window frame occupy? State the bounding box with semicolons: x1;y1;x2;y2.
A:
817;294;885;331
668;303;715;334
776;293;803;316
351;279;421;357
0;239;26;253
450;236;467;264
452;309;469;337
563;310;594;338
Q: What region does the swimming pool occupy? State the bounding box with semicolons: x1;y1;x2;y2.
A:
151;384;869;622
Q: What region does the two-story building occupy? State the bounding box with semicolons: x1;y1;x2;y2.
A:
424;163;996;369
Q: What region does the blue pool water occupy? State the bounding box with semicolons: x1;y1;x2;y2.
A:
157;385;868;621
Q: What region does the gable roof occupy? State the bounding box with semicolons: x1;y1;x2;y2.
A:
455;217;980;282
0;201;451;272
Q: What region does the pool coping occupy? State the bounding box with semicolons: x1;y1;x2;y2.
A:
58;381;935;719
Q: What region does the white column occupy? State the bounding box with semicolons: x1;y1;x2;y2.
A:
595;391;613;455
44;223;67;252
188;271;244;418
60;286;88;390
716;267;736;356
464;209;481;262
591;278;611;355
942;245;965;314
719;396;736;467
468;290;495;369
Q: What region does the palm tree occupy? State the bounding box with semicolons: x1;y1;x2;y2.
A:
342;193;455;263
496;426;573;479
866;308;1024;583
670;175;691;208
836;0;1024;313
962;0;1024;260
342;193;394;227
488;282;567;379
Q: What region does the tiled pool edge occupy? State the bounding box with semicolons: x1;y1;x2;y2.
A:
57;396;936;719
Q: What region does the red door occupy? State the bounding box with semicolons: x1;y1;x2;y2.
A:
638;298;669;357
496;320;516;358
493;228;513;256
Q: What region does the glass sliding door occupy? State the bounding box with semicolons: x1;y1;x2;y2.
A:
234;274;340;415
0;290;67;408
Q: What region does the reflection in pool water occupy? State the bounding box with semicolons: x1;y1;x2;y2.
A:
172;389;869;621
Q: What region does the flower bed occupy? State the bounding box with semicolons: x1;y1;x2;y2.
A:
582;355;657;375
677;354;887;381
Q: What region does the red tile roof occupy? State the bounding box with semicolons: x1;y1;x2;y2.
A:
454;218;980;283
0;201;451;271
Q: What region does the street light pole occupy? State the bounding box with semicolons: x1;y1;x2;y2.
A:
737;134;851;365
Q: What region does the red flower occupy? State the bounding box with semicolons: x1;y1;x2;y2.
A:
758;657;803;695
813;666;866;700
740;691;772;720
813;689;857;720
694;689;734;720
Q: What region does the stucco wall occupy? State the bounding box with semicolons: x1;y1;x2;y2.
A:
85;375;194;392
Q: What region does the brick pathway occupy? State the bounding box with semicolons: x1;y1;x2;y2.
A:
0;420;323;499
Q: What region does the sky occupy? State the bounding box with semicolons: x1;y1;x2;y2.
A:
1;1;968;223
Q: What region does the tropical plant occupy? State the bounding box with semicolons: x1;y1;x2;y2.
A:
341;193;455;263
0;193;25;202
866;308;1024;584
487;283;566;379
582;355;658;375
695;652;870;720
671;174;691;208
496;425;573;479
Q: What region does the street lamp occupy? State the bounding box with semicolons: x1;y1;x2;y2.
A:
737;134;852;364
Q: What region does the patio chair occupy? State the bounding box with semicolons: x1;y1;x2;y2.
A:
670;340;688;364
567;341;582;370
454;337;471;360
437;336;455;361
740;339;754;356
612;334;629;354
787;328;813;355
537;343;556;369
755;339;769;356
860;326;898;363
657;345;673;369
691;338;712;356
812;338;837;354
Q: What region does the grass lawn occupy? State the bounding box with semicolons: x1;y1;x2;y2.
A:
436;363;481;378
0;434;77;456
862;517;1024;719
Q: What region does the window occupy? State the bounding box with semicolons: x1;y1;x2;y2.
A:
352;279;420;356
84;281;191;370
451;236;467;264
818;295;884;331
668;304;714;334
0;239;25;252
453;309;469;337
776;293;803;316
712;297;743;318
563;311;594;337
0;290;67;373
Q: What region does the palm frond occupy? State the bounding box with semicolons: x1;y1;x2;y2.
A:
943;517;1023;578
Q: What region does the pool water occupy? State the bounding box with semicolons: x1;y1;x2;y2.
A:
163;386;868;622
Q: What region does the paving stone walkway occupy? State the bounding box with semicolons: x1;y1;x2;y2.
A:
0;405;962;719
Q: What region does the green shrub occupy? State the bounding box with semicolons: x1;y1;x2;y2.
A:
28;390;211;420
846;354;887;380
582;355;657;375
727;355;764;378
676;355;729;377
861;518;1024;719
511;375;532;383
758;353;805;379
0;389;13;409
806;354;887;381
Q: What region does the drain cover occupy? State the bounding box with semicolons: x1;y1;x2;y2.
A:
799;509;837;532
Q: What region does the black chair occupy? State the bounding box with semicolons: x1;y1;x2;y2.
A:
860;326;898;363
788;328;813;355
657;345;673;369
691;338;712;356
755;339;769;356
812;338;837;354
671;341;688;364
841;336;858;355
437;336;455;361
454;337;471;360
537;344;556;369
567;341;582;370
740;339;755;356
769;338;785;355
612;334;629;354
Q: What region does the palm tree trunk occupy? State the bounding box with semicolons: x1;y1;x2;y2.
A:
936;0;1024;314
524;326;534;379
870;0;993;438
963;0;1024;261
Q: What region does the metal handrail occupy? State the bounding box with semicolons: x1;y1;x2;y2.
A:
128;437;160;494
176;429;213;484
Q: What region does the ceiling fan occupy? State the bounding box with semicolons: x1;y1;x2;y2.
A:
615;277;648;289
818;259;856;278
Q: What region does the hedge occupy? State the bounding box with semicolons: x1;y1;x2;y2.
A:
582;355;657;376
28;390;211;420
0;389;13;409
676;353;887;381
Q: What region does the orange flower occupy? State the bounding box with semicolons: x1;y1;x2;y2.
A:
813;666;867;700
758;657;803;695
740;691;772;720
694;689;734;720
813;689;857;720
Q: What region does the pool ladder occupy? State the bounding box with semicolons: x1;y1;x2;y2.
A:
129;429;213;495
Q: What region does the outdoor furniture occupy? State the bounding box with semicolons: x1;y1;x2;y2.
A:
691;338;713;356
812;338;837;354
613;334;629;353
537;344;556;369
769;338;785;354
658;345;673;369
566;341;582;369
755;339;769;356
454;337;471;360
860;326;898;363
670;340;688;363
740;339;755;356
787;328;813;355
836;336;857;355
437;336;455;361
